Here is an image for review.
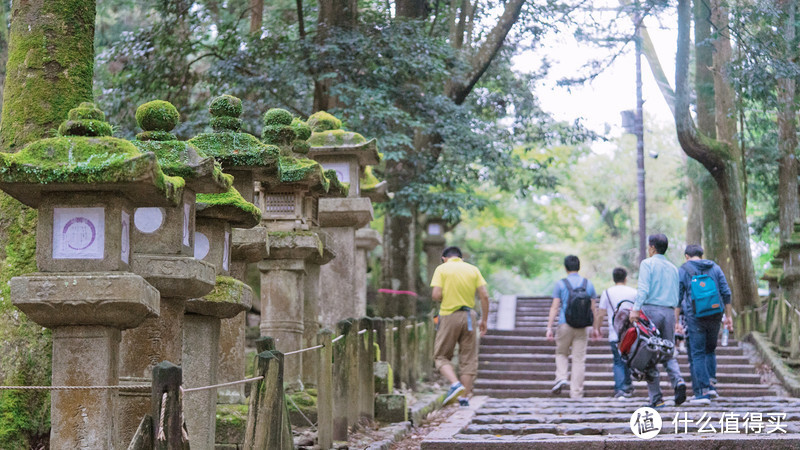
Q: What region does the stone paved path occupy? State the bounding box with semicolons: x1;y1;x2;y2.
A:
419;296;800;448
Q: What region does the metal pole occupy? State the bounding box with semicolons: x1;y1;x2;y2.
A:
634;9;647;264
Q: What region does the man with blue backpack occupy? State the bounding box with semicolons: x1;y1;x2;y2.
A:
678;244;733;405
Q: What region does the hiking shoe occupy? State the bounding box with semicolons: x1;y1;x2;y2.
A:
551;379;569;395
443;382;465;405
707;389;719;399
674;383;687;406
709;377;717;387
689;395;711;405
458;398;470;407
613;391;629;400
647;401;665;410
622;385;635;397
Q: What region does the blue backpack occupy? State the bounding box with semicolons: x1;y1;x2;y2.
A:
687;266;723;318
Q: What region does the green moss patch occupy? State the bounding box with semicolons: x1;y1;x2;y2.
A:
132;139;230;192
263;108;293;127
307;129;367;147
307;111;342;132
204;276;251;304
196;186;261;228
136;100;179;132
209;95;243;118
291;118;312;141
215;404;248;445
324;169;349;197
57;119;112;137
361;166;381;191
189;132;280;172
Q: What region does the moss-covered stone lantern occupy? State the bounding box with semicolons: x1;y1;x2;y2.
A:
305;111;379;327
0;102;180;449
117;100;228;447
184;186;260;447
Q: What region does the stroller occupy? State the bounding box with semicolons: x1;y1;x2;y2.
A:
614;300;674;382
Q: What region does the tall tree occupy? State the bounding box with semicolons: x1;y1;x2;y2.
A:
675;0;758;310
776;0;798;243
0;0;96;446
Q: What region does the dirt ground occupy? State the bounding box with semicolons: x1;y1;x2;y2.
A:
388;402;461;450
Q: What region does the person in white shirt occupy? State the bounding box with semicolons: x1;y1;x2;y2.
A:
593;267;637;399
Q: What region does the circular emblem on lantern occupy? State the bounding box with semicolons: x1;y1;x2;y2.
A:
62;217;97;250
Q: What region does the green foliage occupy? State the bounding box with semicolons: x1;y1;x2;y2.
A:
210;116;242;132
136;130;177;141
263;108;293;127
189;132;280;170
57;119;113;137
68;103;105;121
291;118;312;141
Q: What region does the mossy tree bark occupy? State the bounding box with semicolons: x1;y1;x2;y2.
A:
313;0;357;112
0;0;95;447
777;1;798;244
675;0;758;311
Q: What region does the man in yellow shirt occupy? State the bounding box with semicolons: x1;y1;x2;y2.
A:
430;246;489;407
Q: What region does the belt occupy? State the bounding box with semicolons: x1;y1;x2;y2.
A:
458;306;473;331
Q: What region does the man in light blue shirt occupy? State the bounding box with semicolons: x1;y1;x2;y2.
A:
629;233;686;408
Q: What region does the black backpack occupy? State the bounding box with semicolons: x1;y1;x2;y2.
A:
563;278;594;328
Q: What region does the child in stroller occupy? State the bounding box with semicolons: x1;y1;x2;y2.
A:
614;300;675;382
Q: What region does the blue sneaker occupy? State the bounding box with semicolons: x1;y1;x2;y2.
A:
443;382;465;405
458;398;470;407
648;401;665;410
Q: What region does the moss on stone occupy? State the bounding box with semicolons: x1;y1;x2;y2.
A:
361;166;381;191
211;116;242;132
324;169;349;197
263;108;293;127
307;129;367;147
262;125;296;147
292;140;310;155
307;111;342;132
196;185;261;228
209;95;243;118
291;118;312;141
135;130;177;142
286;390;317;413
204;276;251;304
68;105;105;121
279;156;326;188
189;132;280;171
0;135;184;205
135;100;180;132
215;403;249;444
57;119;112;137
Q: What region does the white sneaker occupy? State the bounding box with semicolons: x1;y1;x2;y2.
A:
551;379;569;395
689;396;711;405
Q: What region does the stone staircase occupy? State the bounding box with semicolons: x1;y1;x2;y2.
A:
421;295;800;448
475;296;776;398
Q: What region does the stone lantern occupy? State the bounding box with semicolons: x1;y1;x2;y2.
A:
118;100;230;446
306;111;379;328
183;186;261;448
0;103;182;449
188;95;277;398
256;108;348;387
423;217;449;284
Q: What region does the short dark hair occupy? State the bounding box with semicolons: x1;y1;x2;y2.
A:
685;244;704;258
564;255;580;272
612;267;627;283
648;234;669;255
442;246;462;258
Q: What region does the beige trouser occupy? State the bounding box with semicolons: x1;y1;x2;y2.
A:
555;323;588;399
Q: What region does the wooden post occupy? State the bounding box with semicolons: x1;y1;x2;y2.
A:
151;361;189;450
317;329;333;449
243;350;290;450
405;317;418;389
373;318;388;362
384;318;395;372
792;310;800;359
358;317;375;422
346;318;360;429
393;316;405;389
332;319;351;441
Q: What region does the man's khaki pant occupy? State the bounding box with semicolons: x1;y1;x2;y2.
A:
555;323;588;399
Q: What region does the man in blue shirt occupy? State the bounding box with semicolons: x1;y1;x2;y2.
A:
629;234;686;408
678;244;733;405
546;255;597;399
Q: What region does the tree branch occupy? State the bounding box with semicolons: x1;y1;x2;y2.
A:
448;0;525;104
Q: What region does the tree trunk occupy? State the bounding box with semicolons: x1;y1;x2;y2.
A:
0;1;96;446
313;0;358;112
250;0;264;34
693;0;733;283
675;0;759;311
685;158;704;245
777;1;798;243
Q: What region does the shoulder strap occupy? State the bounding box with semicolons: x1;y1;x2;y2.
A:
580;278;588;290
562;278;574;294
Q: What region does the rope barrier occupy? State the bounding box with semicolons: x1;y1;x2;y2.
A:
0;384;150;391
181;376;264;394
358;329;367;335
405;324;413;329
156;392;167;441
286;391;317;430
284;344;324;356
392;327;398;331
331;334;344;343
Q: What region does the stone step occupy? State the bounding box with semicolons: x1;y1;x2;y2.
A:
478;344;745;356
478;361;761;374
478;353;752;365
477;370;764;384
472;388;775;398
473;379;775;392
